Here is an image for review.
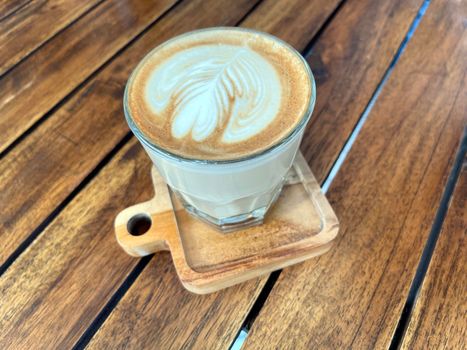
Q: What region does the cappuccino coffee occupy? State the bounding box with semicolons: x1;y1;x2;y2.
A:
126;28;312;160
124;28;315;231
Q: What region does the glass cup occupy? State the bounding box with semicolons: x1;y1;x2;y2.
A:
124;28;316;232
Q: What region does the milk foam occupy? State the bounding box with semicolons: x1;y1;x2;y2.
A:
145;45;281;143
127;28;312;160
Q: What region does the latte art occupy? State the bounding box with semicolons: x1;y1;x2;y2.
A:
127;28;312;160
146;45;281;143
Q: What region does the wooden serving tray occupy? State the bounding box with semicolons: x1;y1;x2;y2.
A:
115;153;339;294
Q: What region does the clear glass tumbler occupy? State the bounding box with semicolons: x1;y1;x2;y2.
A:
124;28;316;232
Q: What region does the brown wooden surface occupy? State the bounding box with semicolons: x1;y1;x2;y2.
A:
0;0;177;153
0;141;150;349
0;0;102;76
0;0;465;348
244;0;467;348
241;0;341;50
402;161;466;349
0;0;30;22
86;0;429;348
302;0;425;181
90;250;265;350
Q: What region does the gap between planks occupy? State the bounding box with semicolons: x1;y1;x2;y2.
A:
0;0;106;80
389;129;467;349
0;133;132;276
322;0;431;193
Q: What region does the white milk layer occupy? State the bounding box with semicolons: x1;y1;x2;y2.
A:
142;121;308;221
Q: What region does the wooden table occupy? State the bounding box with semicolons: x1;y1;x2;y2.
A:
0;0;465;348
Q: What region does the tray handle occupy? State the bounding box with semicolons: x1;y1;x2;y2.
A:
114;170;177;257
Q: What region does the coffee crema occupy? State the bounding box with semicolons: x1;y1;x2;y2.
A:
126;28;313;160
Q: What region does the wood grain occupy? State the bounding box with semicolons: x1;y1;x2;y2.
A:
0;0;177;153
0;141;150;349
241;0;341;50
301;0;425;183
0;0;30;22
0;0;259;267
0;0;260;348
244;0;467;348
0;0;102;76
90;243;265;350
14;0;344;347
401;161;466;349
0;0;349;155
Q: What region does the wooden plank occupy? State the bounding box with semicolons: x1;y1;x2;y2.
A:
86;0;431;348
0;140;149;349
241;0;341;50
244;0;467;348
0;0;260;348
0;0;30;22
0;0;177;153
401;161;466;349
0;0;102;76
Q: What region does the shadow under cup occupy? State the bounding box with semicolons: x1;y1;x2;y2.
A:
124;31;316;233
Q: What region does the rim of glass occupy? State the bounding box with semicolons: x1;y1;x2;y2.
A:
124;26;316;165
